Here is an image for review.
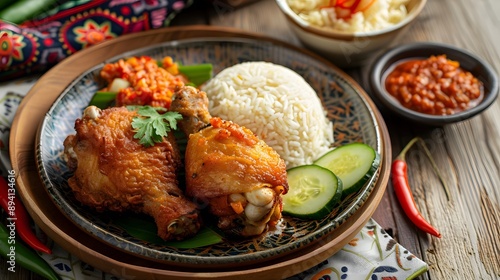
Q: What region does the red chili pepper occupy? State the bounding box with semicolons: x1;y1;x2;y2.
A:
320;0;375;19
391;137;445;238
0;175;52;254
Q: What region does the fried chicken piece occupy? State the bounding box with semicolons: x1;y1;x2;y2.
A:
171;86;289;237
63;106;201;241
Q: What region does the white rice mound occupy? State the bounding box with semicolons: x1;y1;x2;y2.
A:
202;61;334;168
287;0;410;33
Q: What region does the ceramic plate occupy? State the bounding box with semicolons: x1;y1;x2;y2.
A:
35;37;382;266
11;26;390;278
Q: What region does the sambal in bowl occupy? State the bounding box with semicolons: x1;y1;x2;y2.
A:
369;42;499;126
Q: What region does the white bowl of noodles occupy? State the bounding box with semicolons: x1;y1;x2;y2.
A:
276;0;427;68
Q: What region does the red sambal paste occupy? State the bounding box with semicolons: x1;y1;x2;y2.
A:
100;56;187;109
385;55;484;115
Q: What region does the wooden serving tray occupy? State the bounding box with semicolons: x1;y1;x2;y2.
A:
10;25;391;279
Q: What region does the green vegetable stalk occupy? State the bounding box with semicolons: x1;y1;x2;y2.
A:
88;91;117;109
0;222;59;280
178;64;213;87
0;0;59;24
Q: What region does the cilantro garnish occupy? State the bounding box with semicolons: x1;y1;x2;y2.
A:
130;106;183;147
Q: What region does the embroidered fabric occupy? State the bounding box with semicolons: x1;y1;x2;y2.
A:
0;0;193;81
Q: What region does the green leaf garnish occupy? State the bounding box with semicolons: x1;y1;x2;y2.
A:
111;213;223;248
130;106;183;147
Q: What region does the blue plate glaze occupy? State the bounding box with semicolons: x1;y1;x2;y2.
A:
36;38;383;265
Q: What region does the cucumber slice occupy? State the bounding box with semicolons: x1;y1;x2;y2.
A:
283;165;343;219
314;143;380;198
89;91;117;108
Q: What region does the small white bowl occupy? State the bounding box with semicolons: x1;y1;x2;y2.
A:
276;0;427;68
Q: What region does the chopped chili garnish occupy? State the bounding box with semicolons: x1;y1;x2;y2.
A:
274;185;287;195
320;0;375;19
210;117;258;146
230;201;245;214
0;223;58;280
100;56;187;109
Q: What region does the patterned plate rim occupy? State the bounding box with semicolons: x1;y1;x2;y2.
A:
36;37;383;266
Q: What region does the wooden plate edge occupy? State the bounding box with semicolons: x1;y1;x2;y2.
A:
9;25;391;279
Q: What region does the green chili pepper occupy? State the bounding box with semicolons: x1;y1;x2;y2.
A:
0;0;14;12
0;222;59;280
0;0;59;24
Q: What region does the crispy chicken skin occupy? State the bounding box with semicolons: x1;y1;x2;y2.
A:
186;117;288;198
171;86;289;237
63;106;201;241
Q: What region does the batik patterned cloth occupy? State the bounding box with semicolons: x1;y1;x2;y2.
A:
0;0;192;82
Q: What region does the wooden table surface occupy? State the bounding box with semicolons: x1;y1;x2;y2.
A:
3;0;500;279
